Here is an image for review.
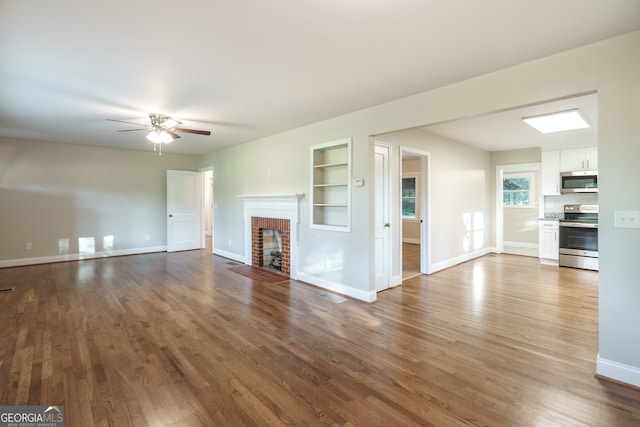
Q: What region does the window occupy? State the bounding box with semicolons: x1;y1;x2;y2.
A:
503;172;533;207
402;174;419;219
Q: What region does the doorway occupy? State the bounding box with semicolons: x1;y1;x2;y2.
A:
203;169;213;237
495;163;541;257
202;168;214;253
166;170;203;252
401;148;430;279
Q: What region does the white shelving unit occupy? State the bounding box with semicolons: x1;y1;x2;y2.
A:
310;138;351;232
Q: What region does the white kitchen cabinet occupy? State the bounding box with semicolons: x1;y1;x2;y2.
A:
310;138;351;232
541;150;561;195
585;147;598;169
539;220;559;264
560;147;598;171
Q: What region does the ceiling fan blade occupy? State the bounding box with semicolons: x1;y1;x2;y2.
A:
162;118;182;128
107;118;148;127
174;128;211;136
117;128;148;132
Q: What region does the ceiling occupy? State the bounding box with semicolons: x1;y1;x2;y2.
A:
1;1;639;156
419;92;598;152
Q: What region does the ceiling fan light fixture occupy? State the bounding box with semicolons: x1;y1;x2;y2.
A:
146;130;174;144
522;109;589;133
109;113;209;155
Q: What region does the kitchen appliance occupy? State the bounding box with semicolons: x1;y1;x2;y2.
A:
560;170;598;193
559;204;598;271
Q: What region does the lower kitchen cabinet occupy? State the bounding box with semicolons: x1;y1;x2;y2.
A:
539;220;559;265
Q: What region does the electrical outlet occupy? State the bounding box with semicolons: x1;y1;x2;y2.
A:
25;242;32;250
614;210;640;229
145;234;150;241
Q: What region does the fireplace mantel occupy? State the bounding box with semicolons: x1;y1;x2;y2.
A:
238;193;304;279
237;193;304;203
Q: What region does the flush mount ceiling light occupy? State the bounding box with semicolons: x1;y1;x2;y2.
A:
522;109;589;133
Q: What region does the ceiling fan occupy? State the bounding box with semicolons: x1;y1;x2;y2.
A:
107;113;211;154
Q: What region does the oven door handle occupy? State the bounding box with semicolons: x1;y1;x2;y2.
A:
559;222;599;228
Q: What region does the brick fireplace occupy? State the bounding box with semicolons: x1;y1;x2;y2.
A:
238;194;303;279
252;217;290;276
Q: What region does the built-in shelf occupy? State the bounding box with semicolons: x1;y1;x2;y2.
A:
310;138;351;232
315;163;348;169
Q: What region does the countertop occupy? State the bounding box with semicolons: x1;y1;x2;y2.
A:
540;213;562;221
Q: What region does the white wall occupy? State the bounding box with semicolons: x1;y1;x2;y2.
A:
201;30;640;386
378;129;492;273
595;34;640;386
0;138;199;265
201;123;374;301
1;30;635;386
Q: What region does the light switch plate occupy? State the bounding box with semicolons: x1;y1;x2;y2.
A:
614;210;640;229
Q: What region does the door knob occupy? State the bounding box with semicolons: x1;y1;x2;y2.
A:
384;223;390;228
169;214;173;217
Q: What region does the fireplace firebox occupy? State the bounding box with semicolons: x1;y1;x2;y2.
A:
252;217;290;276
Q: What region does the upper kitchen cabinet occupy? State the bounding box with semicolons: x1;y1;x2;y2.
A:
541;150;561;195
560;147;598;171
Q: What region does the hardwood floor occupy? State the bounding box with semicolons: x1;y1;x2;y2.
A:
1;251;639;426
403;242;421;279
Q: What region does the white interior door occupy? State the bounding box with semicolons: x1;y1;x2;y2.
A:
374;144;391;292
167;170;202;252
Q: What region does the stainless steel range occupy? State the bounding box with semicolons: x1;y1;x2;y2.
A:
559;204;598;271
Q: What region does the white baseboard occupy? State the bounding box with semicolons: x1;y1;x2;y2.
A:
596;354;640;388
212;248;246;264
391;274;403;287
430;247;495;274
0;246;167;268
503;241;538;249
297;272;376;302
502;242;539;257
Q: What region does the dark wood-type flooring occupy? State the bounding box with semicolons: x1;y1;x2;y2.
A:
1;249;639;426
403;242;421;279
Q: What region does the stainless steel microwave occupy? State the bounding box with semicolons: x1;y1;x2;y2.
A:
560;170;598;193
